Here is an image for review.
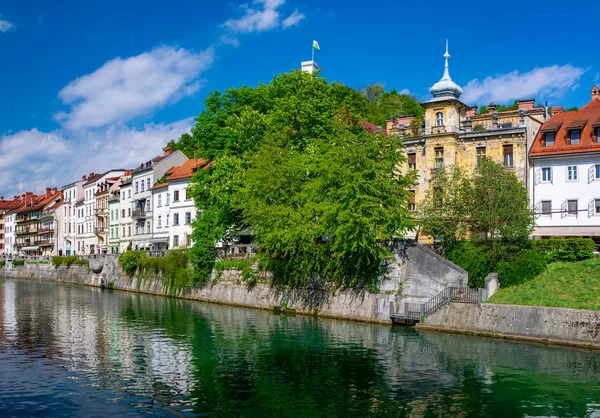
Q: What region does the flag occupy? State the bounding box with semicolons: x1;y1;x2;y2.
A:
312;40;320;52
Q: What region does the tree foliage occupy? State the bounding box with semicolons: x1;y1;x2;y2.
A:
167;70;416;288
360;83;424;127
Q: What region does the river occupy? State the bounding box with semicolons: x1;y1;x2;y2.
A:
0;278;598;417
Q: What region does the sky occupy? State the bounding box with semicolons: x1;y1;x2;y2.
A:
0;0;599;197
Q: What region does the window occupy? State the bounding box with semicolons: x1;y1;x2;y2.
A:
434;147;444;169
568;200;578;216
569;129;581;145
158;194;162;207
147;179;150;190
146;221;150;234
595;127;600;143
123;227;126;237
542;167;552;182
596;164;600;180
503;145;513;167
185;212;191;225
541;201;551;216
128;190;131;198
544;132;555;147
122;209;125;217
158;216;161;227
185;188;190;200
174;190;180;202
435;112;444;126
135;182;138;193
476;147;486;166
128;208;131;217
567;165;578;181
166;214;169;226
174;213;179;225
173;235;179;248
166;193;170;206
596;199;600;214
408;153;416;171
408;190;415;212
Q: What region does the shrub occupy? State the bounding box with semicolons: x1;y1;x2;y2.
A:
496;248;547;287
163;250;190;295
118;250;144;277
51;255;79;268
445;241;494;288
13;259;25;266
52;256;62;268
535;238;595;263
0;260;5;268
74;259;89;267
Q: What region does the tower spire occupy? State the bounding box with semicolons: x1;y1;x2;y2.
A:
428;39;463;99
442;39;450;80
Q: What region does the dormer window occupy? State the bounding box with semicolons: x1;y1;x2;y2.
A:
568;129;581;145
435;112;444;126
594;127;600;143
543;132;555;147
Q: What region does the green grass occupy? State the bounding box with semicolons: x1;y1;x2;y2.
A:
489;256;600;311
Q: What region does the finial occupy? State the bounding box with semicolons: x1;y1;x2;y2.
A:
442;39;450;78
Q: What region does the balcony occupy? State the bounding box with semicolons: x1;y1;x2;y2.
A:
39;239;55;247
132;210;147;219
16;228;36;235
38;227;53;234
95;208;108;217
94;227;107;235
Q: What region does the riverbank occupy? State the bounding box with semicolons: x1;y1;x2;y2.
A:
417;302;600;350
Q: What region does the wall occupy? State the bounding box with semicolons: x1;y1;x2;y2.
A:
0;241;467;324
418;302;600;348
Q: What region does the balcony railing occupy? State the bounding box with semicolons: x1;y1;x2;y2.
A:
94;227;107;234
95;208;108;216
38;239;55;247
16;228;37;235
132;210;147;219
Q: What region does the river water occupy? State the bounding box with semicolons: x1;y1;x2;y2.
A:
0;278;599;417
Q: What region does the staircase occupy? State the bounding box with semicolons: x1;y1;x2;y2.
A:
390;286;486;324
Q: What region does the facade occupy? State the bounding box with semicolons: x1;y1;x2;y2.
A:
14;189;61;255
108;182;121;254
59;178;85;255
39;193;63;256
119;173;133;253
94;178;120;254
130;149;187;250
386;43;546;235
4;210;17;255
529;86;600;248
0;197;22;255
75;199;85;254
81;170;125;254
167;159;210;249
150;183;170;251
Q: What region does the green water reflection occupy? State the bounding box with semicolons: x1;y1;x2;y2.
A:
0;278;599;417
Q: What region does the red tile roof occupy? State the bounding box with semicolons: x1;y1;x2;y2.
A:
151;182;169;191
0;199;23;211
530;96;600;158
361;120;388;135
167;158;211;181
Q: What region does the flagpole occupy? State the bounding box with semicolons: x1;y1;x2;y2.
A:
311;42;314;62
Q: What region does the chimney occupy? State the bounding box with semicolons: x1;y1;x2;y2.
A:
551;106;563;115
164;147;173;155
82;175;87;181
488;103;496;114
25;192;33;207
46;187;51;198
52;187;57;194
592;85;600;101
466;106;477;117
89;172;95;178
0;196;3;202
517;99;535;111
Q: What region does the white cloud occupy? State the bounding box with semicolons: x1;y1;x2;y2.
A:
282;10;305;29
399;88;411;95
461;64;585;104
54;46;214;130
0;119;193;197
0;18;14;32
219;34;240;47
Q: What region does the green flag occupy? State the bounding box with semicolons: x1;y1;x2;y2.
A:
312;40;320;51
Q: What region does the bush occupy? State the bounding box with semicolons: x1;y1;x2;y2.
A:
0;260;5;268
52;255;79;268
74;259;89;267
445;241;493;288
118;250;144;277
496;248;547;287
163;250;190;295
13;259;25;266
52;256;62;268
535;238;595;263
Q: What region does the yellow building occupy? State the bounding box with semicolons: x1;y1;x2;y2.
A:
387;43;546;224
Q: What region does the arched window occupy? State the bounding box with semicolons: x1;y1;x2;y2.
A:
435;112;444;126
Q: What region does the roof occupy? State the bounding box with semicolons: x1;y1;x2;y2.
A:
362;120;388;135
151;182;169;191
16;191;61;214
83;169;126;186
0;199;23;211
530;97;600;158
167;158;211;181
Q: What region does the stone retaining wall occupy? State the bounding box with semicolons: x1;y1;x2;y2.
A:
418;303;600;348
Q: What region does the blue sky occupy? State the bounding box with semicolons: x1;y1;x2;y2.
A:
0;0;598;196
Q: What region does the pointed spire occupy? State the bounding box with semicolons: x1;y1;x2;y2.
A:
442;39;451;79
429;39;463;99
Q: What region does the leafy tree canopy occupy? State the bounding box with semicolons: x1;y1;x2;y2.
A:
359;83;424;127
167;70;416;289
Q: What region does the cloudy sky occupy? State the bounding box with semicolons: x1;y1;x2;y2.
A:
0;0;597;196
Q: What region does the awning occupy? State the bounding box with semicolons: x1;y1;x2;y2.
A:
533;226;600;237
150;237;168;243
22;246;40;251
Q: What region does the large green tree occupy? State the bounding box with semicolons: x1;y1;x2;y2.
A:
170;70;416;288
360;84;423;128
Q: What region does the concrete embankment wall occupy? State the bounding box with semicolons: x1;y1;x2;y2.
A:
0;241;468;324
418;303;600;348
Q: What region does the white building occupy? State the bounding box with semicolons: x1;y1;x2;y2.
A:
530;86;600;249
81;170;126;254
166;159;210;249
3;208;19;255
75;199;85;254
59;177;85;255
108;181;121;254
150;183;170;251
130;149;187;250
119;173;134;253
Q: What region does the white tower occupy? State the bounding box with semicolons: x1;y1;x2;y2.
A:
301;60;318;74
